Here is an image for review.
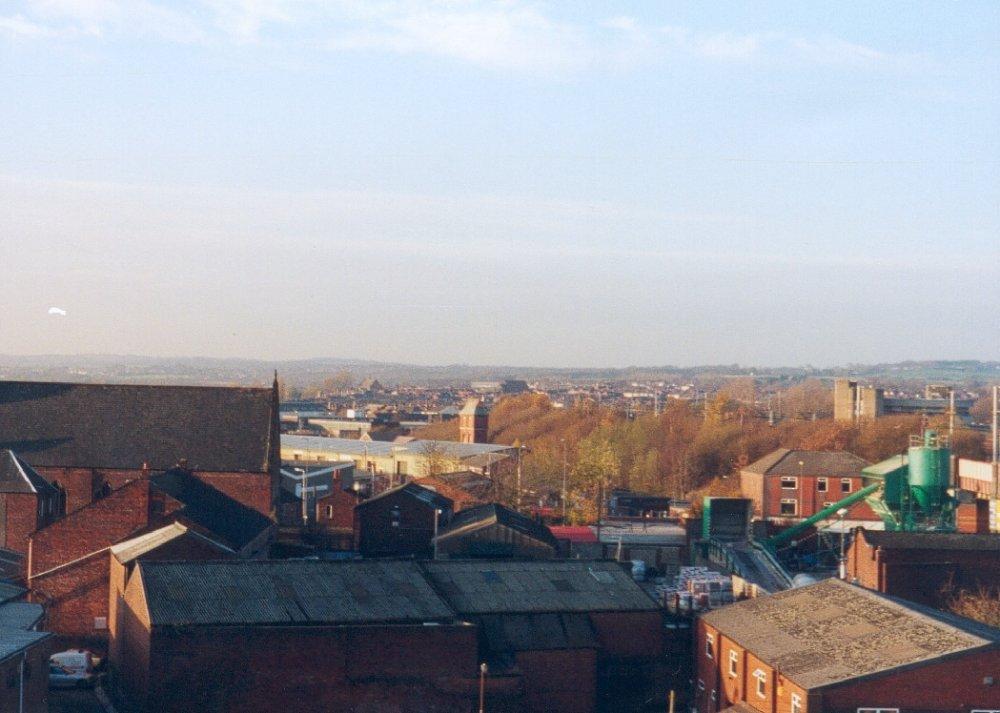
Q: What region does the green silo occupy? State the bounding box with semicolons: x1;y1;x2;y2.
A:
907;430;951;513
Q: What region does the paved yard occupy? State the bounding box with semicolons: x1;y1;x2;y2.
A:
48;687;105;713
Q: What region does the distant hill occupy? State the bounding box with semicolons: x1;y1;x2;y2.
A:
0;354;996;388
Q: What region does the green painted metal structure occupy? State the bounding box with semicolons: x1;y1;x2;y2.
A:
764;481;883;550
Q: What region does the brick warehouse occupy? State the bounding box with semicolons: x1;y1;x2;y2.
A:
0;378;281;516
846;528;1000;608
695;577;1000;713
28;468;273;643
111;560;486;713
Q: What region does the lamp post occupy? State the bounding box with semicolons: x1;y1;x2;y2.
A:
433;507;441;560
837;507;849;578
478;662;488;713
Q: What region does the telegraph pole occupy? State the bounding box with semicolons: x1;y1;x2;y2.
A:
561;439;568;522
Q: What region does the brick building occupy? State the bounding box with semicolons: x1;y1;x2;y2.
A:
433;503;558;559
111;560;484;713
416;470;493;511
27;468;273;643
459;397;489;444
696;577;1000;713
0;379;281;516
846;528;1000;608
354;482;453;558
0;450;61;554
422;560;664;713
740;449;875;522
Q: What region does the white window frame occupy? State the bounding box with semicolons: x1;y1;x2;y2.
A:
791;693;802;713
753;669;766;699
697;679;705;692
705;633;714;659
780;498;798;516
817;477;828;492
841;478;853;493
728;649;738;677
325;505;334;518
856;709;898;713
780;476;798;490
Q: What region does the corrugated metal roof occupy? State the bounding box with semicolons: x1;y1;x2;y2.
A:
701;578;1000;691
0;581;26;604
0;602;44;630
0;629;50;664
281;435;513;461
435;504;558;548
421;560;658;615
138;560;456;627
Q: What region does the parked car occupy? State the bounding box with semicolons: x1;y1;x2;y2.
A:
49;650;97;689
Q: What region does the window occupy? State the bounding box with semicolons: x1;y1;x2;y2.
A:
780;499;798;516
94;616;108;630
856;709;898;713
728;650;738;677
780;476;798;490
325;505;334;519
697;680;705;692
791;693;802;713
705;633;714;659
817;477;828;492
822;502;834;508
753;669;766;698
841;478;853;493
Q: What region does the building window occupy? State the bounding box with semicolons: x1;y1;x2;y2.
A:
780;476;798;490
780;499;798;516
728;650;738;677
791;693;802;713
293;453;302;461
705;633;714;659
823;502;834;508
325;505;334;519
856;709;899;713
841;478;853;493
753;669;766;699
817;477;828;492
697;680;705;692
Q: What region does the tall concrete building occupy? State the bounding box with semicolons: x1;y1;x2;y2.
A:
459;398;489;444
833;379;884;423
834;378;973;424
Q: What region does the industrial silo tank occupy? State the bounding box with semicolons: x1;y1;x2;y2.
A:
907;430;951;512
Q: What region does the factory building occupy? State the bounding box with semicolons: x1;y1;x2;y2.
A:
833;378;974;424
459;397;490;444
846;529;1000;608
696;577;1000;713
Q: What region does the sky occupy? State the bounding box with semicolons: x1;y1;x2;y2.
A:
0;1;998;368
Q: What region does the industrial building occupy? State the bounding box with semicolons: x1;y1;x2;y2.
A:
0;379;281;516
281;434;514;478
697;577;1000;713
459;397;490;444
833;378;974;424
353;481;453;558
433;503;558;559
846;529;1000;608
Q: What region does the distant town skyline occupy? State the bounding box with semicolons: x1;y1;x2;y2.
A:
2;1;998;367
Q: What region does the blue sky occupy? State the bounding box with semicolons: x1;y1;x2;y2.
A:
1;1;997;367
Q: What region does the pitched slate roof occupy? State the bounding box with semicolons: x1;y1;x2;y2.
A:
355;481;453;512
0;380;276;472
743;449;869;478
138;560;456;627
860;529;1000;551
0;450;58;495
150;469;273;551
435;503;558;549
478;612;599;653
701;577;1000;690
421;560;658;615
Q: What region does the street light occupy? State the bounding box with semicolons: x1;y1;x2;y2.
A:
433;508;442;560
478;662;488;713
836;507;849;578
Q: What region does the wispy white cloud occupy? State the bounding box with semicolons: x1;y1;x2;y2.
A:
0;0;901;74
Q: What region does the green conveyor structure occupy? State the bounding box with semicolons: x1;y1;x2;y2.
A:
763;480;884;552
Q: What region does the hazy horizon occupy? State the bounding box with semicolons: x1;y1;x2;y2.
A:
2;1;998;367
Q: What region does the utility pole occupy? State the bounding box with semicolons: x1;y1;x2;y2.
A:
992;385;998;500
478;662;488;713
561;439;568;522
949;388;956;440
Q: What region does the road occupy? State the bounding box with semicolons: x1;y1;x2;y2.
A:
49;688;105;713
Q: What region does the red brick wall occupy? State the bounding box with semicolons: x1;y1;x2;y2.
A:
315;483;358;531
129;624;481;713
1;491;40;554
590;611;663;658
764;475;877;521
847;530;1000;607
820;647;1000;712
32;553;111;642
516;649;596;713
192;471;272;516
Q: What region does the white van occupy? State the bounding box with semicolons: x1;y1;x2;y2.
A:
49;649;97;689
